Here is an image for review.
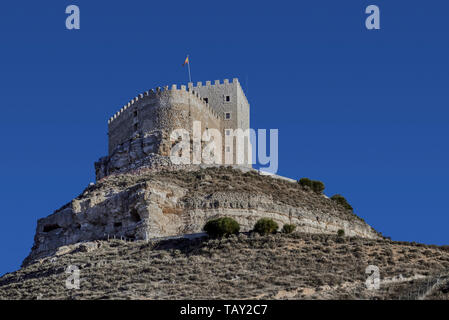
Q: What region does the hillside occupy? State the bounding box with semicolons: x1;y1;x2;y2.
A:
25;166;379;265
2;233;449;300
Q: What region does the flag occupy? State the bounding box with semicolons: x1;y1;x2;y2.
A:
183;56;189;66
183;55;192;83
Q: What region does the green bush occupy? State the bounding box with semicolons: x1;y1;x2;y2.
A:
254;218;279;235
331;194;353;212
337;229;345;237
298;178;313;188
298;178;325;194
281;224;296;234
311;180;325;193
203;217;240;238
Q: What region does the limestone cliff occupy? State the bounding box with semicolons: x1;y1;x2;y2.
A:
24;166;380;266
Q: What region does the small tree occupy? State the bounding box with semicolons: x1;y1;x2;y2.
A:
282;224;296;234
337;229;345;237
254;218;279;235
311;180;325;194
203;217;240;238
298;178;313;188
298;178;325;194
331;194;353;212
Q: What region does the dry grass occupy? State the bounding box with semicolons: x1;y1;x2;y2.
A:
83;166;367;224
1;232;448;300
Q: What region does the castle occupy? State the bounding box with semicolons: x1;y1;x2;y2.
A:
95;78;252;180
23;77;381;265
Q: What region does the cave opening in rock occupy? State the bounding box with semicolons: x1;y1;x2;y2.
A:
43;224;61;233
130;209;141;223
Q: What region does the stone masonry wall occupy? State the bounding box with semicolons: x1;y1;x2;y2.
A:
191;78;251;166
108;85;221;154
102;79;252;182
97;86;224;180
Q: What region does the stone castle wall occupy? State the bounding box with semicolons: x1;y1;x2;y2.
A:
96;86;224;180
191;78;251;165
96;79;252;181
189;78;249;133
22;79;383;266
108;85;221;154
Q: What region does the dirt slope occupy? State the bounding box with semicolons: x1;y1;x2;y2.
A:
1;233;449;300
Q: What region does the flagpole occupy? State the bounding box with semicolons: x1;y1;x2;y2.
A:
187;55;192;83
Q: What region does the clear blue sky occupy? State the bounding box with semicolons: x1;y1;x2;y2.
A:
0;0;448;275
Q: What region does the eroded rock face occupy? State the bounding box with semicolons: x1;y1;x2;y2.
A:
95;131;170;180
25;180;182;265
24;168;380;266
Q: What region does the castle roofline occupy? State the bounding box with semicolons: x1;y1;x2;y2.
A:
187;78;249;108
187;78;239;88
108;84;222;125
107;78;249;125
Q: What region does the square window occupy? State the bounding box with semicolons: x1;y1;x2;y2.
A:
225;112;231;120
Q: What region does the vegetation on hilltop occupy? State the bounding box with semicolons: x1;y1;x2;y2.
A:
2;233;449;300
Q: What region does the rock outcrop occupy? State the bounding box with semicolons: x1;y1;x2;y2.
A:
95;133;173;181
24;167;380;266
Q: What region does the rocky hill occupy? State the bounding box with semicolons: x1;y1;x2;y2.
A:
6;166;441;300
24;166;379;265
1;233;449;300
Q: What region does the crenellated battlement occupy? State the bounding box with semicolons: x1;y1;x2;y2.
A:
103;77;251;174
191;77;237;88
108;83;222;125
189;78;250;117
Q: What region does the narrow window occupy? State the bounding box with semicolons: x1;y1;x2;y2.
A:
225;129;231;136
204;98;209;103
226;146;231;152
225;112;231;120
134;123;138;131
225;95;230;102
133;110;138;117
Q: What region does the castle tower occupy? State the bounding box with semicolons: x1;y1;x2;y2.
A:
96;78;251;180
189;78;251;166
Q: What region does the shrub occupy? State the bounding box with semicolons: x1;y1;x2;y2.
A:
331;194;353;212
282;224;296;234
203;217;240;238
298;178;325;194
311;180;325;193
254;218;279;235
298;178;313;188
337;229;345;237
